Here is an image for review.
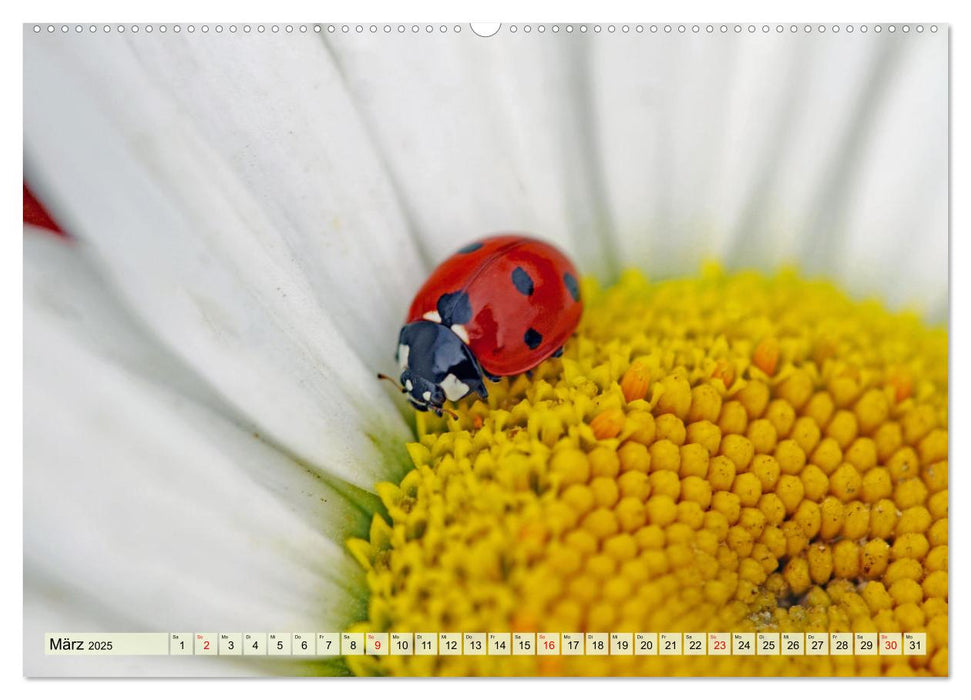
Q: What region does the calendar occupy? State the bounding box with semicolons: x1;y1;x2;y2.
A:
45;632;929;657
24;17;948;682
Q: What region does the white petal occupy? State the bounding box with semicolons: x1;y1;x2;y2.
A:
837;36;948;317
328;33;619;279
25;230;370;675
588;33;741;275
588;31;947;312
24;32;416;489
80;31;429;362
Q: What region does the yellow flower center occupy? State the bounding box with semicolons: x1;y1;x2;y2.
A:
347;267;947;676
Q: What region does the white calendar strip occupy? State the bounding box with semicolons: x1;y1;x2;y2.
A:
46;632;927;657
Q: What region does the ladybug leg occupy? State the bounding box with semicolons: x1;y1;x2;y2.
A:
473;381;489;400
552;346;564;358
484;371;502;383
525;369;534;380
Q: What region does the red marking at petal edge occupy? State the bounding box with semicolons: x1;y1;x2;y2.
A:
23;183;64;235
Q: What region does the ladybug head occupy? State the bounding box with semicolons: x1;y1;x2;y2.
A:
396;320;488;415
398;370;446;414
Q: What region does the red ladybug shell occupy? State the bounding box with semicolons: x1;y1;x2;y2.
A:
407;235;583;376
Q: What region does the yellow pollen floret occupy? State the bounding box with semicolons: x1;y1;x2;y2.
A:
347;268;947;676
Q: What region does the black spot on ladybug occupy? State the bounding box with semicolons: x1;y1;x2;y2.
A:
436;291;473;326
524;327;543;350
564;272;580;302
511;266;534;296
457;241;483;254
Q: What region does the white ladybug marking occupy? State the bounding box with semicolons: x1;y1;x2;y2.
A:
422;391;432;402
440;373;471;401
423;310;442;323
405;379;414;391
397;343;410;370
450;324;470;344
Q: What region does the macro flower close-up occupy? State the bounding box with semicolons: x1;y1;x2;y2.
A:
23;24;947;677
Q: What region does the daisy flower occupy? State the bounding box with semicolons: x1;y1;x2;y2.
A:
23;24;947;676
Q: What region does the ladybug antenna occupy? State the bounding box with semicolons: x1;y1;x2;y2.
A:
440;406;460;420
376;372;405;393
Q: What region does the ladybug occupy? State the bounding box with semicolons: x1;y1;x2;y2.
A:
387;234;583;415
